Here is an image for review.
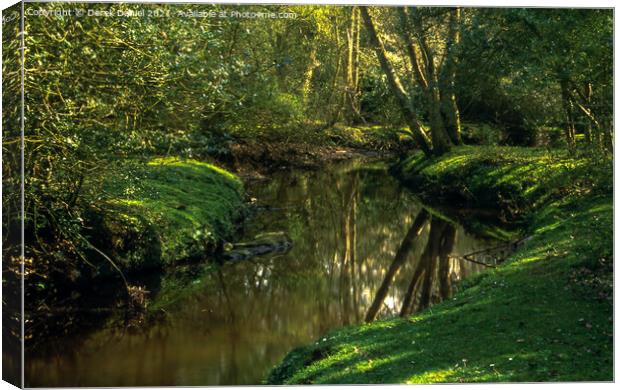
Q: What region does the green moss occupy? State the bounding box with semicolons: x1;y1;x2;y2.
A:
97;157;244;271
267;146;612;384
394;146;610;220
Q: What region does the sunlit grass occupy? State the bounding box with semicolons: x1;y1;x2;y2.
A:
267;146;612;384
100;157;244;270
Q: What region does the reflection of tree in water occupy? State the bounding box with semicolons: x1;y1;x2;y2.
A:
400;217;457;316
338;171;358;326
235;164;488;327
365;209;429;322
365;210;483;321
215;268;240;384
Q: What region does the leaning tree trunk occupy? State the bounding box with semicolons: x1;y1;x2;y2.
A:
395;6;453;155
360;6;433;156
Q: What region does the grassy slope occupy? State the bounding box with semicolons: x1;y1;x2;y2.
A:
97;157;244;271
394;146;609;219
267;146;612;384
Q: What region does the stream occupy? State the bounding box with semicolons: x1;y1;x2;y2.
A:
25;158;504;387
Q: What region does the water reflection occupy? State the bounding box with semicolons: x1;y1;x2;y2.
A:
25;159;500;387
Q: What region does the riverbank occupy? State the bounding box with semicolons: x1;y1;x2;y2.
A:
25;125;404;344
28;155;505;386
267;145;612;383
210;123;409;179
23;157;245;353
94;157;245;273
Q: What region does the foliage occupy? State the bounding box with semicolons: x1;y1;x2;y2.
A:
2;3;614;384
456;8;613;147
14;4;614;256
460;122;503;145
2;4;25;384
327;124;412;151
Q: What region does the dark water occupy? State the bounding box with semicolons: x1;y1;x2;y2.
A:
25;159;502;387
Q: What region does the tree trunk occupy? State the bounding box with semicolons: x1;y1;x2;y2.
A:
325;23;344;126
560;79;576;149
440;8;463;145
344;7;364;123
360;6;433;156
583;82;593;144
409;9;453;155
302;45;318;106
441;93;462;145
428;86;452;155
603;119;613;152
352;7;361;93
394;7;452;155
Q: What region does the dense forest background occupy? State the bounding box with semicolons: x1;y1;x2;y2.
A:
2;3;613;289
3;1;613;296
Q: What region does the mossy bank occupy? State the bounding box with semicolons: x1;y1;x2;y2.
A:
267;146;612;384
90;157;245;274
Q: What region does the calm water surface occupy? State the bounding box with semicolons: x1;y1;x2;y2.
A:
26;159;501;386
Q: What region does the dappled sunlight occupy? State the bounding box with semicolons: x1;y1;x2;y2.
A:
269;145;612;384
96;158;245;268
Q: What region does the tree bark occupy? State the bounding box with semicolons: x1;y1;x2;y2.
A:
583;82;593;144
560;79;576;149
440;8;463;145
406;9;451;155
360;6;433;156
302;45;318;106
395;7;453;155
344;7;364;123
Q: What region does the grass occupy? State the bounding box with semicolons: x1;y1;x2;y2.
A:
393;145;610;221
267;145;612;384
95;157;244;272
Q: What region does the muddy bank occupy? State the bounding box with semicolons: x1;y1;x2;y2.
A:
222;141;395;179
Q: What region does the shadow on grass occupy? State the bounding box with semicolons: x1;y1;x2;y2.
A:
268;193;613;384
